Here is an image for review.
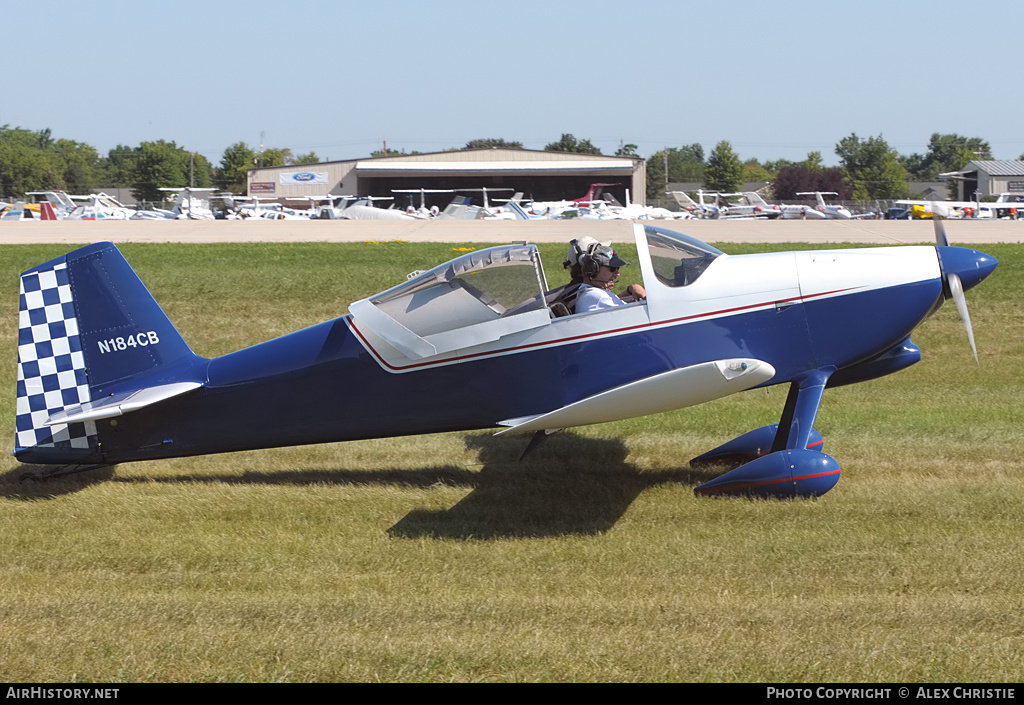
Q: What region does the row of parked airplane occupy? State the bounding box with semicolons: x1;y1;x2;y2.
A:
0;188;225;222
0;188;339;222
320;184;689;222
4;185;889;223
669;190;876;220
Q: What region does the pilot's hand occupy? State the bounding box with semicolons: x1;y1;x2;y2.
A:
625;284;647;301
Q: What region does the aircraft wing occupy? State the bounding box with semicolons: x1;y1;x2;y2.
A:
719;211;779;220
495;358;775;434
45;382;204;426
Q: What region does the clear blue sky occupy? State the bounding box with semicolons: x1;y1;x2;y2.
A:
5;0;1023;167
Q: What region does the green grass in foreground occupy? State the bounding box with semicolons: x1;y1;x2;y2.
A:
0;241;1021;682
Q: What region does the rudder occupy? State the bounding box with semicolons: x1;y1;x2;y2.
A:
15;242;204;461
16;255;95;455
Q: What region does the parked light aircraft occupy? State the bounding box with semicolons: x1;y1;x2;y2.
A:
428;188;519;220
796;191;875;219
230;196;315;220
313;195;409;220
523;183;623;218
65;193;135;220
13;221;995;498
896;194;1023;220
667;191;715;218
392;188;455;217
1;201;33;221
733;192;827;220
130;187;219;220
455;187;515;212
578;190;685;221
667;191;775;220
5;191;130;221
3;197;75;221
26;191;79;220
706;192;783;220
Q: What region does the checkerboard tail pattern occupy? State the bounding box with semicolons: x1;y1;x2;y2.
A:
15;259;98;451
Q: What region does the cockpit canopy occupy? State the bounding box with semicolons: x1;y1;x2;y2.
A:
370;244;548;321
349;226;723;360
350;244;552;359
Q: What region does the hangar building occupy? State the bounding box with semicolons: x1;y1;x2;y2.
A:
246;148;647;211
940;160;1024;200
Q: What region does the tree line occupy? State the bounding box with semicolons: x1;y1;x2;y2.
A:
0;126;320;203
644;133;995;203
0;125;999;204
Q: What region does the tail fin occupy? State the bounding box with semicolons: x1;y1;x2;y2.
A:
2;201;27;220
15;242;203;460
39;202;58;220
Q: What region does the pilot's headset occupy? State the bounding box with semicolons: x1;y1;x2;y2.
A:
580;244;630;282
564;236;604;278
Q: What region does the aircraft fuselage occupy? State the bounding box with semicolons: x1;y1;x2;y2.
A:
19;246;949;465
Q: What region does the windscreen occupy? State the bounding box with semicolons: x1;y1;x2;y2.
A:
643;225;723;287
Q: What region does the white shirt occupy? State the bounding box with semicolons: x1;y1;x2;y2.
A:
575;284;627;313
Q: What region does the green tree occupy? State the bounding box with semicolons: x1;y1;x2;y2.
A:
102;144;138;189
52;139;102;193
772;164;851;201
803;151;824;170
902;133;992;180
293;151;320;164
645;144;704;199
762;158;794;173
464;138;523;150
835;133;908;200
215;142;257;193
36;127;54;150
0;126;68;197
190;153;212;188
543;133;601;154
743;158;774;183
0;141;62;198
703;140;744;193
615;141;639;157
129;140;211;202
258;147;292;167
0;125;45;149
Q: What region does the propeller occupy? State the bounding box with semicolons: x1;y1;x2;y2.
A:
932;209;978;364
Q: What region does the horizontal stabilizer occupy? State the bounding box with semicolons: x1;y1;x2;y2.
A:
46;381;203;426
496;358;775;435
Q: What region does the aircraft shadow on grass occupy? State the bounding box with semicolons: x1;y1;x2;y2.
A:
3;432;720;539
387;433;711;540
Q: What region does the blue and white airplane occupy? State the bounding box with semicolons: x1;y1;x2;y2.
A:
12;222;996;498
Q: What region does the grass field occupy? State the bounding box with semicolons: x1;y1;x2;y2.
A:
0;240;1021;683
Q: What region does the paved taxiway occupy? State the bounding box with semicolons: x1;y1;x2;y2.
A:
0;218;1022;245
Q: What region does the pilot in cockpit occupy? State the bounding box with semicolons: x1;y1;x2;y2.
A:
572;240;646;313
